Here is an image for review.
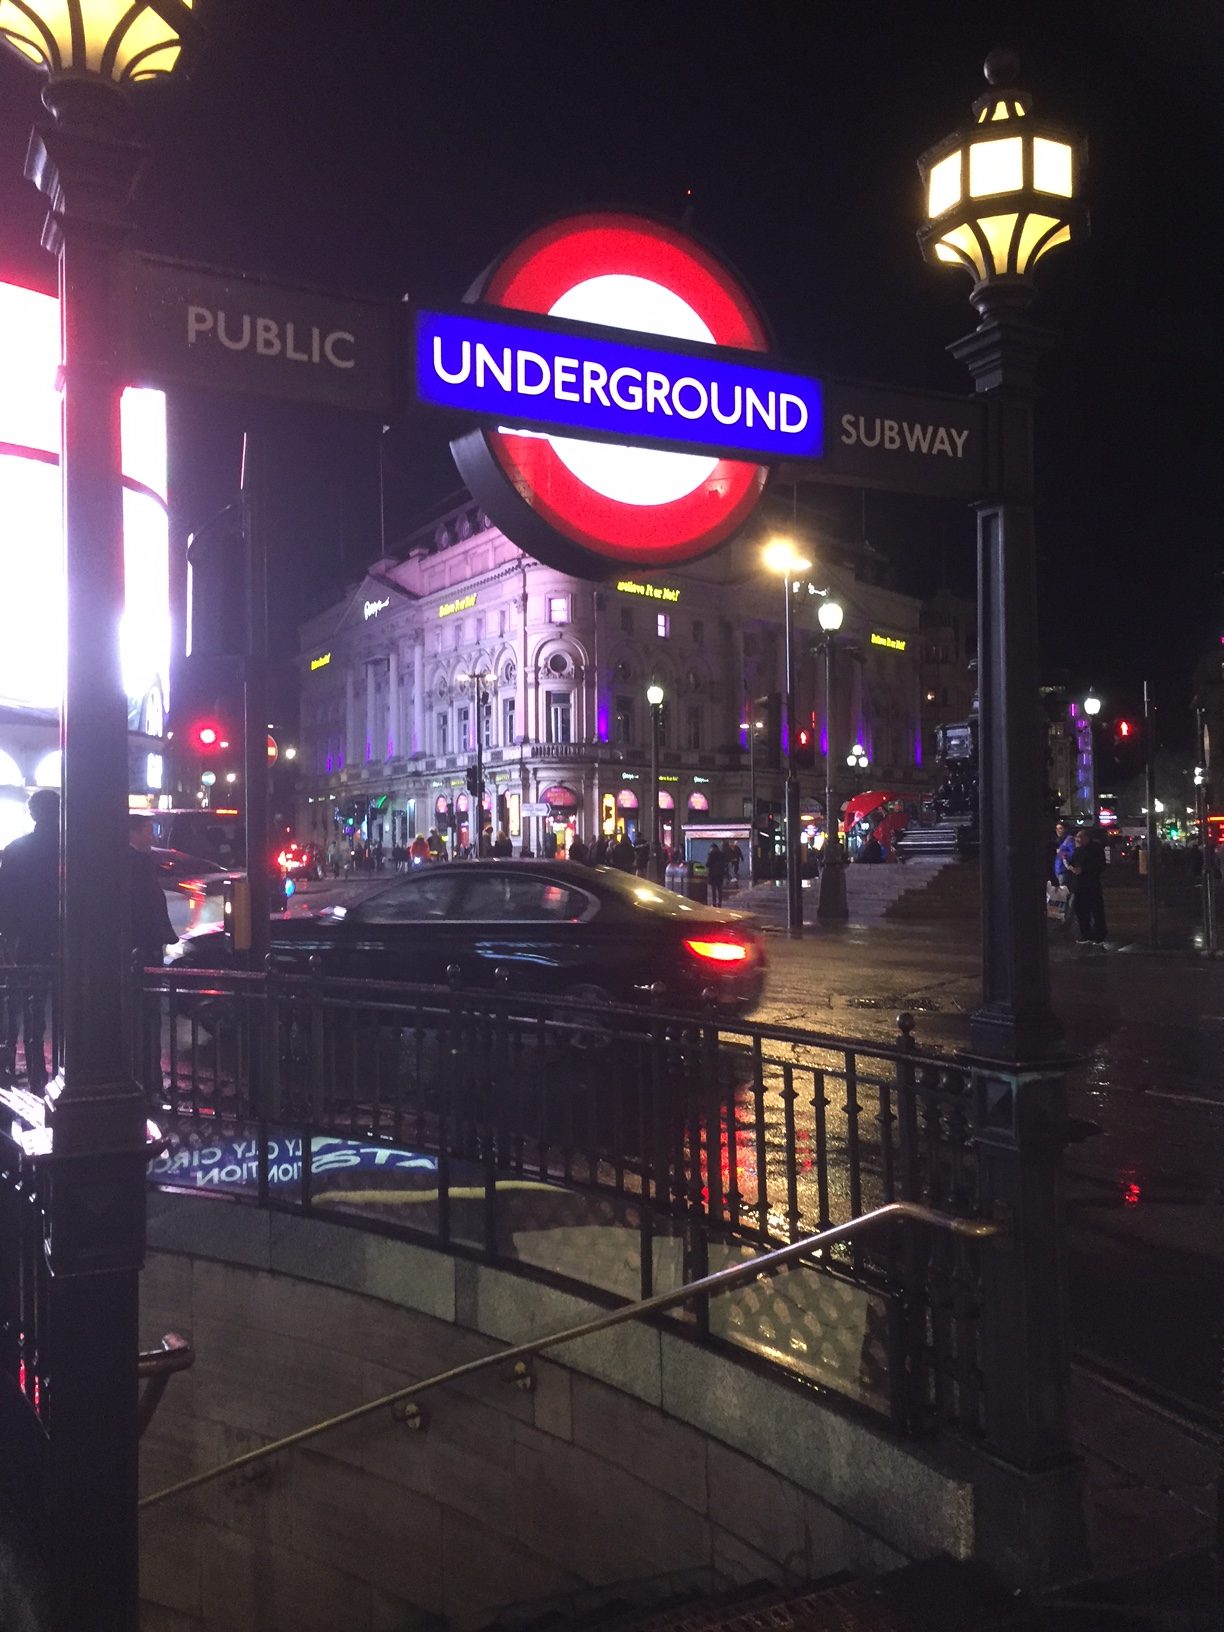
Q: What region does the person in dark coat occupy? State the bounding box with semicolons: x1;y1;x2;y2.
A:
569;835;589;865
610;832;636;871
592;835;610;866
0;789;60;1087
705;841;727;907
1064;827;1108;946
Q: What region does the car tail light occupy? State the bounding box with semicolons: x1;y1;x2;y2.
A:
685;937;752;964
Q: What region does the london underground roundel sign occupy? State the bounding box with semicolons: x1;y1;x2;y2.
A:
429;213;818;578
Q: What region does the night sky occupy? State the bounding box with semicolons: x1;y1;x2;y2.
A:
0;0;1218;741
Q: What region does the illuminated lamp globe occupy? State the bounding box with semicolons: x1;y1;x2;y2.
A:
1083;690;1101;717
646;684;665;708
0;0;198;84
763;538;812;577
916;50;1086;303
818;599;844;633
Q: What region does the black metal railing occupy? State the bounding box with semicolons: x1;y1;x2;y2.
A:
2;959;1073;1471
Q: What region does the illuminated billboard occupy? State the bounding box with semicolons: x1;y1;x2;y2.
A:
0;279;170;735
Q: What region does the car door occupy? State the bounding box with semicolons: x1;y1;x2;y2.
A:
448;872;598;993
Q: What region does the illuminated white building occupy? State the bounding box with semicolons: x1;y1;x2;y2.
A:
296;494;929;857
0;279;170;847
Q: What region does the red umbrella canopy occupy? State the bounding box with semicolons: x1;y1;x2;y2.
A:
840;789;903;830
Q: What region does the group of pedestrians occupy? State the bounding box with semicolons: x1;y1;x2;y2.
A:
1050;817;1108;947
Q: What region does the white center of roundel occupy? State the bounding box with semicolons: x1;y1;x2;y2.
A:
517;275;720;507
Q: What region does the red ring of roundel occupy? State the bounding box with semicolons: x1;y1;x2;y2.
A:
481;213;769;566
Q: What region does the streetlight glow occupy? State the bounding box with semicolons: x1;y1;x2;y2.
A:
1083;690;1101;717
818;599;844;633
762;537;811;576
646;683;664;707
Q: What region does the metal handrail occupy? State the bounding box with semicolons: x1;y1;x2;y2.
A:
139;1201;1000;1511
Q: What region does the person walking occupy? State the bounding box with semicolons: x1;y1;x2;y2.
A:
1065;827;1108;947
592;834;609;866
611;831;636;872
492;829;513;858
705;840;727;907
569;834;589;865
1050;818;1077;929
0;789;59;1088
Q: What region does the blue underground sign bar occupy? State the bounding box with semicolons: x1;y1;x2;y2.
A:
415;307;824;463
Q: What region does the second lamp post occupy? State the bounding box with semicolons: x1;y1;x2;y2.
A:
647;682;665;881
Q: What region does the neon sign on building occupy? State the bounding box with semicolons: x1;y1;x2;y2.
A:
0;279;170;735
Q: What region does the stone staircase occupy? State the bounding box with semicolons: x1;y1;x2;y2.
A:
731;855;961;926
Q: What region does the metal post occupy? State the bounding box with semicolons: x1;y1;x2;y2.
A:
950;296;1062;1060
748;705;758;885
475;681;485;854
241;436;271;971
783;578;803;936
649;700;664;883
1144;679;1159;949
816;632;848;922
26;79;148;1628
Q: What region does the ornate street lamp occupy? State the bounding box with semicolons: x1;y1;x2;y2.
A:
0;5;199;1625
918;50;1085;1062
916;53;1088;1502
763;537;812;937
646;683;665;881
918;50;1086;302
815;597;847;923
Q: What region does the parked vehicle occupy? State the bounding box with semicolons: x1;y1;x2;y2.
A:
173;860;767;1013
276;840;324;881
153;847;232;940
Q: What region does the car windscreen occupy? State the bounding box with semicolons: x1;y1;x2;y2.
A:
583;865;732;921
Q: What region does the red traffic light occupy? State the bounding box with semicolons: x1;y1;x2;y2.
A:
189;720;223;753
1115;719;1134;740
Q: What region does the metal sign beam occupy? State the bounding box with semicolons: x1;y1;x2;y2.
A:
126;254;398;416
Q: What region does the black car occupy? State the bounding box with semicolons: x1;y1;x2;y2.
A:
174;860;767;1013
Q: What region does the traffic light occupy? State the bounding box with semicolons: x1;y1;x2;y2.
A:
793;715;817;769
1114;719;1135;742
465;763;482;800
188;719;224;754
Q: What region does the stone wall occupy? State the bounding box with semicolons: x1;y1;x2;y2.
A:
139;1192;978;1632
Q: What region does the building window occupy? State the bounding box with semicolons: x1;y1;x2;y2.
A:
620;606;633;633
692;619;703;646
498;607;508;637
502;696;516;744
657;613;670;638
686;708;702;751
614;696;634;746
547;691;572;744
480;700;493;749
456;705;471;751
548;594;569;625
435;712;449;755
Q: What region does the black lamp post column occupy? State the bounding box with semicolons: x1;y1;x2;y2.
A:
816;631;848;922
783;579;803;936
951;293;1061;1061
648;692;664;881
26;79;148;1625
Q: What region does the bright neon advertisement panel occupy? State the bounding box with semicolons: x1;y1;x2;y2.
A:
0;279;170;734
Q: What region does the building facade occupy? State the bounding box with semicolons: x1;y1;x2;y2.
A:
295;495;930;860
